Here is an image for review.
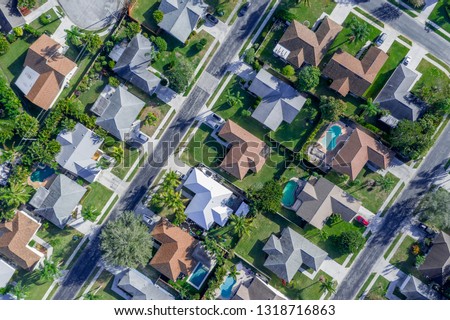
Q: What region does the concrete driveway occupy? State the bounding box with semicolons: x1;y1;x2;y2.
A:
59;0;123;31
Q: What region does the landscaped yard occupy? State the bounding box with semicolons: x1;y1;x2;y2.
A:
76;76;108;110
412;59;450;102
428;0;450;34
326;168;400;213
277;0;336;24
80;182;114;214
29;8;62;35
111;146;141;180
364;41;409;98
88;271;123;300
205;0;240;22
0;37;33;82
130;0;160;32
365;275;389;300
389;235;426;282
12;270;53;300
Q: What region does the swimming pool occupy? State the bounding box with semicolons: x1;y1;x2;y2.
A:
30;166;55;182
321;125;342;151
282;180;298;207
220;275;236;299
187;263;210;289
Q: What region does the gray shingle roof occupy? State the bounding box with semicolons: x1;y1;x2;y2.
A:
113;34;160;94
0;0;25;33
93;86;145;141
29;175;86;229
400;275;430;300
158;0;204;43
249;69;306;131
419;232;450;285
374;64;422;121
55;123;103;183
232;276;286;300
116;269;174;300
263;227;327;282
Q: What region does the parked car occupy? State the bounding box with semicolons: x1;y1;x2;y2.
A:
418;223;435;235
137;132;149;142
355;215;369;227
205;13;219;25
238;2;251;17
403;56;412;66
375;33;387;46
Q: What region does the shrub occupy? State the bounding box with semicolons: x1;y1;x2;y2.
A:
13;27;23;37
108;77;120;88
241;109;252;117
39;14;51;25
108;60;116;69
154;37;167;52
0;34;10;54
244;48;256;65
281;65;295;77
195;38;208;51
6;33;16;44
297;66;321;92
153;10;164;24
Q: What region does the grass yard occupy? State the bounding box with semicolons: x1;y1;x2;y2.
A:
279;163;309;182
29;8;61;35
212;76;269;140
111;146;142;180
412;59;450;102
389;235;426;282
364;41;409;98
272;269;332;300
428;0;450;34
0;36;34;82
80;182;114;214
13;270;52;300
278;0;336;24
130;0;161;32
326;168;400;213
365;275;389;300
77;76;108;110
88;271;124;300
356;272;376;299
205;0;240;23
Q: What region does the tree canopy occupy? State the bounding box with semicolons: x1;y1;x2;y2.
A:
297;66;320;92
418;188;450;230
333;230;365;254
166;57;194;93
248;180;283;214
319;96;347;122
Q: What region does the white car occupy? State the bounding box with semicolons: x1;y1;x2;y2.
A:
403;56;412;66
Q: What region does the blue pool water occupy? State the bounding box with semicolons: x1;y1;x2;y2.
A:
220;276;237;299
322;125;342;151
282;180;298;207
188;263;209;289
30;166;55;182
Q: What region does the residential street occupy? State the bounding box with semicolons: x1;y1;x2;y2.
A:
333;123;450;299
53;0;271;300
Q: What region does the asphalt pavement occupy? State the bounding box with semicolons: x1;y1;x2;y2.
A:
53;0;271;300
333;123;450;299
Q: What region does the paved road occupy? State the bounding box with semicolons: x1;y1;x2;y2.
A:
356;0;450;66
53;0;271;300
334;123;450;299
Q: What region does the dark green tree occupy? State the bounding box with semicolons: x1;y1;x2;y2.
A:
334;230;365;254
297;66;320;92
248;180;283;214
166;57;194;93
319;96;346;122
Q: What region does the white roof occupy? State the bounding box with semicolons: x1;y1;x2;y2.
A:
0;259;15;288
183;168;234;230
273;44;290;60
15;66;40;95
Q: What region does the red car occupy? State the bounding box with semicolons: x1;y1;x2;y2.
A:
355;215;369;227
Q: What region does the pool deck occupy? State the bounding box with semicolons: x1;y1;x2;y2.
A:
27;173;57;189
214;263;254;300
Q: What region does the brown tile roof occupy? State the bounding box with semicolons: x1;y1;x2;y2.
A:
277;17;342;67
0;211;42;269
323;46;388;97
332;128;393;180
419;232;450;285
150;220;199;281
23;35;77;110
218;120;268;180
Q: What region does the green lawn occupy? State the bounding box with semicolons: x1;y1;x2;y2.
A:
80;182;114;214
356;272;376;299
364;41;409;98
13;270;52;300
88;271;124;300
130;0;161;32
389;235;426;282
205;0;240;23
412;59;450;102
279;163;309;182
29;8;62;35
77;76;108;110
212;76;268;140
278;0;336;24
111;146;142;180
272;270;332;300
0;36;33;82
326;168;400;213
428;0;450;34
365;275;389;300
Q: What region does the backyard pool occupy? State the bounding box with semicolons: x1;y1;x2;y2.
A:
282;180;298;207
30;166;55;182
321;125;342;151
220;275;236;299
187;263;210;289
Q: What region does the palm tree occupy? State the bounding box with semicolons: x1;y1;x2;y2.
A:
173;209;187;226
319;276;336;294
84;292;100;300
109;145;124;164
65;26;83;47
361;98;381;117
39;259;62;281
143;112;158;127
225;90;244;109
229;215;253;237
0;182;32;208
12;281;28;300
161;170;179;190
349;17;369;43
227;248;236;259
229;266;239;280
376;176;395;191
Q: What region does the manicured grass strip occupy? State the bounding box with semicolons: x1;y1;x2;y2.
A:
384;233;402;259
98;195;119;225
67;239;89;269
76;266;101;299
398;35;413;46
356;272;376;299
381;182;405;217
111;146;141;180
354;7;384;27
428;0;450;35
387;0;418;17
46;283;59;300
426;22;450;42
155;110;176;140
207;75;228;107
365;275;389;300
425;53;450;73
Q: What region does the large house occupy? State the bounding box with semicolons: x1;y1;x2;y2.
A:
273;17;342;68
150;220;211;281
375;64;422;124
91;85;146;141
157;0;205;43
0;211;44;270
232;276;286;300
29;174;87;229
218;120;268;180
322;46;388;97
248;69;307;131
183;168;235;230
295;177;362;229
419;232;450;286
332;127;393;180
263;227;327;282
55;123;104;183
111;34;160;95
16;35;77;110
0;0;25;33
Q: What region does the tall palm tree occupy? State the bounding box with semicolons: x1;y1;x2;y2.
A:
229;266;239;280
161;170;179;190
109;145;124;164
12;281;28;300
173;209;187;226
229;215;253;237
376;176;395;191
225;90;244;109
0;182;32;208
349;18;369;43
319;276;336;294
39;259;62;281
361;98;381;117
65;26;83;47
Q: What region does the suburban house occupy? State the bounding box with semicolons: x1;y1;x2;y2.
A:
218;120;269;180
29;174;87;229
0;258;15;289
15;34;77;110
322;46;388;97
399;275;433;300
331;127;393;180
113;269;174;300
375;64;422;125
157;0;205;43
91;85;146;141
0;0;25;33
0;211;44;270
183;168;237;230
232;276;286;300
419;232;450;286
263;227;327;282
248;69;307;131
55;123;104;183
150;220;211;281
273;17;342;68
294;177;362;229
111;34;160;95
